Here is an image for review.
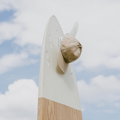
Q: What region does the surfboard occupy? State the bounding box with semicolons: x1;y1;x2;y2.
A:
37;15;83;120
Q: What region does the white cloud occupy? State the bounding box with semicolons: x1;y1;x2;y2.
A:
0;0;120;70
77;75;120;103
0;52;37;74
0;79;38;120
114;103;120;108
22;45;41;56
0;22;23;44
103;109;115;113
81;107;85;112
97;102;105;107
74;1;120;70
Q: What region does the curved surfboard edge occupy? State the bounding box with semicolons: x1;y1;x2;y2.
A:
38;15;83;120
39;15;64;97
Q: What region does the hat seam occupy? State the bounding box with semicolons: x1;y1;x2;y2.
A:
61;45;82;51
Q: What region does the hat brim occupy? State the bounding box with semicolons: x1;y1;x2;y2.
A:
57;50;68;73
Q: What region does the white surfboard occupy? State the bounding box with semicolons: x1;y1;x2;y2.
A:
37;15;82;120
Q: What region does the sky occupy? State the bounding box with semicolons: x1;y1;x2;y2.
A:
0;0;120;120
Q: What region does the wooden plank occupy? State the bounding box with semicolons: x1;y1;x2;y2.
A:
37;98;83;120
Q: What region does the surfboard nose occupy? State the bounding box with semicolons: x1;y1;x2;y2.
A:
49;15;57;20
69;22;79;37
50;15;79;38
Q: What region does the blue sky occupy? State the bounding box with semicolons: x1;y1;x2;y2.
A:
0;0;120;120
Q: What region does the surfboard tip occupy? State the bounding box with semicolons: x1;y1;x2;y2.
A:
51;15;56;18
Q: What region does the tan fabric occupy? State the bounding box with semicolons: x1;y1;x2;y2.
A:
58;50;68;73
61;34;82;63
57;34;82;73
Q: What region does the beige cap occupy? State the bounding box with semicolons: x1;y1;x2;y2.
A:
57;34;82;73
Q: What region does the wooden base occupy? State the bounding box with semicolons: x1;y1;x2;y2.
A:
37;98;83;120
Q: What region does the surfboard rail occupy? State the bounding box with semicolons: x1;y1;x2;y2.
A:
37;15;83;120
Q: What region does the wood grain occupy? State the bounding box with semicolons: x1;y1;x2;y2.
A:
37;98;83;120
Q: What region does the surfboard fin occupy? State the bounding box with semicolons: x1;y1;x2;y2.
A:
69;22;79;37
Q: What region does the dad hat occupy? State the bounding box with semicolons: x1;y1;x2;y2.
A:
57;34;82;73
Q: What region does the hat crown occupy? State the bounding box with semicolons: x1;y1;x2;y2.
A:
61;34;82;63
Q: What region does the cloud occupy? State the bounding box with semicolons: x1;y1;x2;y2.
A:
0;0;120;70
0;22;22;44
77;75;120;103
0;79;38;120
73;1;120;70
103;109;115;113
0;0;51;46
0;52;37;74
0;77;119;120
22;45;41;56
114;103;120;108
